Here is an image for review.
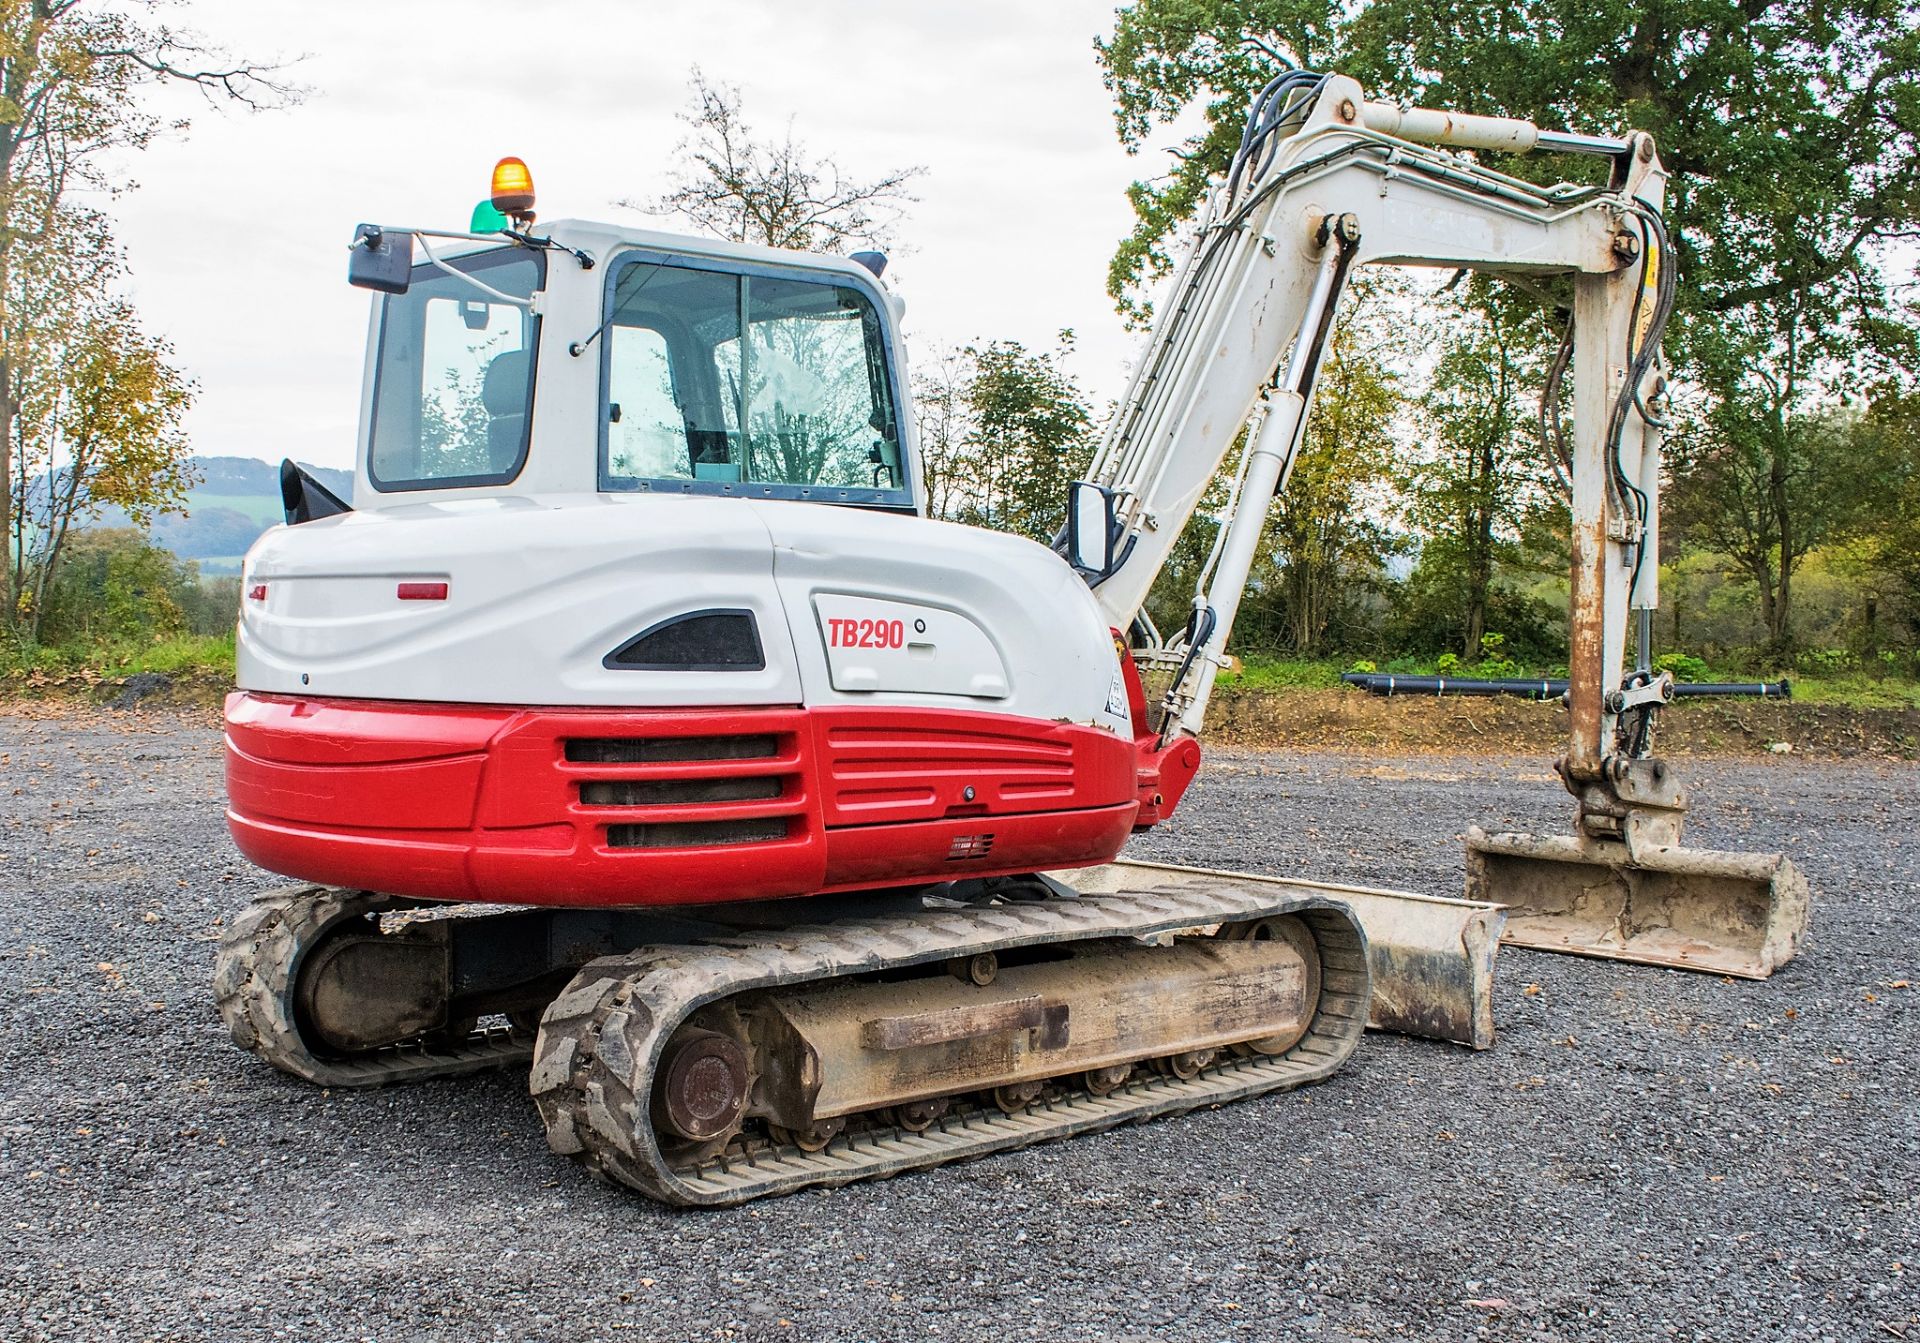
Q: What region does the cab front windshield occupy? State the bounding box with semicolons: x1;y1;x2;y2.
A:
368;248;543;491
601;256;906;503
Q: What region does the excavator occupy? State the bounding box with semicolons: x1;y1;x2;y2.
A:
216;68;1808;1205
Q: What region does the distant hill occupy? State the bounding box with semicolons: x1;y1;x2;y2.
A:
96;456;352;574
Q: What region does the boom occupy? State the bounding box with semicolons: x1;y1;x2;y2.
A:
1069;72;1665;753
1068;69;1804;981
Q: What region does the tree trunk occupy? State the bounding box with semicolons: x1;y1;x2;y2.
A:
1766;432;1794;653
1463;440;1496;658
1;351;11;627
1751;556;1778;647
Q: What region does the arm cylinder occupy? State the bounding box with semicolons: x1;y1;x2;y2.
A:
1359;104;1634;158
1360;103;1539;152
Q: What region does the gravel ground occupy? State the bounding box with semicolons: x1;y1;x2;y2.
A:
1;708;1914;1342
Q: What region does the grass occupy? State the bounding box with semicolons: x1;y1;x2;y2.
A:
3;632;1915;715
1214;656;1351;691
1787;675;1920;710
1217;654;1570;690
1;632;236;686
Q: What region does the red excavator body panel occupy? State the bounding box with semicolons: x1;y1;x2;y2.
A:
224;692;1156;907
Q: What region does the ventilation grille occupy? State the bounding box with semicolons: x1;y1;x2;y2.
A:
604;609;764;671
565;735;779;764
562;727;804;854
946;833;996;860
581;777;782;807
607;818;790;849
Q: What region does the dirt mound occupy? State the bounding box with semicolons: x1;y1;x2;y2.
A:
1207;687;1920;759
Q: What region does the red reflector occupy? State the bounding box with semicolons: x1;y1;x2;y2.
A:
396;581;449;601
246;584;267;602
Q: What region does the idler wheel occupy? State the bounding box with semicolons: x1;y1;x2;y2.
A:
653;1028;750;1144
1218;914;1320;1056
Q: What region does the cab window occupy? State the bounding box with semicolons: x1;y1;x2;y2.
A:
368;248;543;490
601;255;906;504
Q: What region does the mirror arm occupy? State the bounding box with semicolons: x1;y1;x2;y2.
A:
414;233;535;309
1091;533;1138;589
502;227;595;270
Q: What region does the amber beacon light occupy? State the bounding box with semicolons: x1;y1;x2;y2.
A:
490;156;536;223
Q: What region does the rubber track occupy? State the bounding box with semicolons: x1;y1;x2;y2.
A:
214;885;532;1087
529;885;1369;1206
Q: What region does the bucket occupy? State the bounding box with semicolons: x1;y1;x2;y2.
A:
1465;826;1808;978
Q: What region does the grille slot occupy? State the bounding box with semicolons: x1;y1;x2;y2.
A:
947;834;996;860
581;777;782;807
565;735;780;764
607;818;790;849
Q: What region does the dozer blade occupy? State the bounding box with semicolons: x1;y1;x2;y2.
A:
1058;861;1506;1049
1465;826;1809;979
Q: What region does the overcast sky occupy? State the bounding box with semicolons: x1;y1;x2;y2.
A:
105;0;1182;472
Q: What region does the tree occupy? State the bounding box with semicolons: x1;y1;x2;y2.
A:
1398;300;1559;658
1861;394;1920;656
1099;1;1920;333
1098;0;1920;651
957;339;1096;542
1096;3;1342;323
916;337;1096;543
634;70;923;251
1252;281;1407;653
1666;325;1880;653
37;526;196;646
1;0;293;637
912;346;973;523
7;209;193;640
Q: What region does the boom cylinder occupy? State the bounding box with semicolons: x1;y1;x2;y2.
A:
1171;221;1355;739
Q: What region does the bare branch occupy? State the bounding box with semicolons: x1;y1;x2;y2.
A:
622;70;923;253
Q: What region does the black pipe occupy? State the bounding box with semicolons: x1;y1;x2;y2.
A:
1337;672;1791;701
1339;673;1563;700
1666;680;1793;699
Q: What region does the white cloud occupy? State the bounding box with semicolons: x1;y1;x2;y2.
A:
105;0;1169;470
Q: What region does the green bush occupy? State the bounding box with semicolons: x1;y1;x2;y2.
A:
1653;651;1711;683
39;529;198;646
1476;632;1522;678
1796;647;1857;677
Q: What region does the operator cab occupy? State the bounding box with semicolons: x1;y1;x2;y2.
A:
339;157;915;514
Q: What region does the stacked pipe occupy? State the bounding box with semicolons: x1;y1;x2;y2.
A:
1339;672;1791;700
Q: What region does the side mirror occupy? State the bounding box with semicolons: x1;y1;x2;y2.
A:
348;224;414;294
1065;480;1120;579
279;458;353;526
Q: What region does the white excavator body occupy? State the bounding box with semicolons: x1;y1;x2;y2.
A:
214;76;1805;1206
